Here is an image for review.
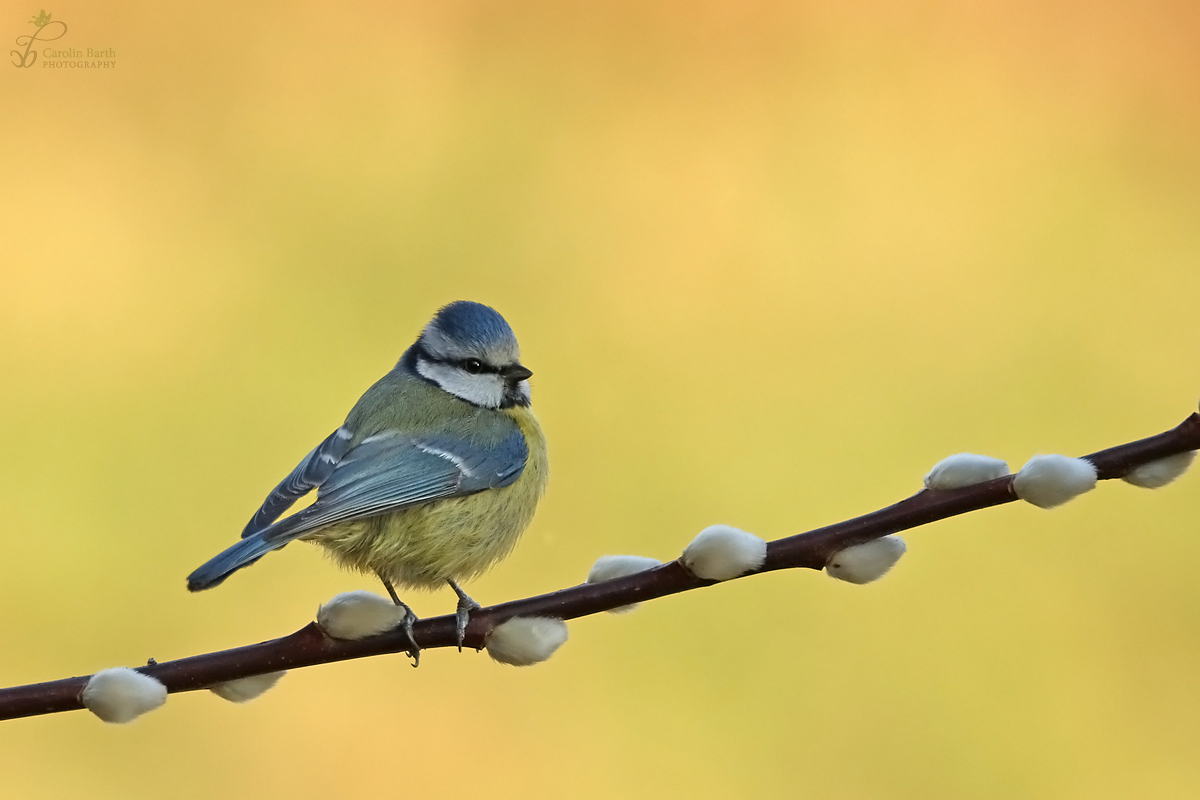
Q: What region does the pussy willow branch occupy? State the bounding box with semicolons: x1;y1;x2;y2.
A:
2;412;1198;722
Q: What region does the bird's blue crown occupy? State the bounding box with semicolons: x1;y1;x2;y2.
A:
423;301;518;354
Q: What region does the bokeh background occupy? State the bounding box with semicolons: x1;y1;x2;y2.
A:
3;1;1200;797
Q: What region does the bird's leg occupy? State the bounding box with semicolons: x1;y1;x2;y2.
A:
447;579;481;651
378;574;421;668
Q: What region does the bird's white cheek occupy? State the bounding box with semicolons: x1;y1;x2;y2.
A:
415;358;505;408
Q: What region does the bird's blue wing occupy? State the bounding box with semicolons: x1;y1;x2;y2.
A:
240;427;355;538
187;426;528;591
259;427;528;543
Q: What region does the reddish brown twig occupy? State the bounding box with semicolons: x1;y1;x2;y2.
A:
2;412;1197;722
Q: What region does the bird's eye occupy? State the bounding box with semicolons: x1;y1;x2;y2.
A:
463;359;484;374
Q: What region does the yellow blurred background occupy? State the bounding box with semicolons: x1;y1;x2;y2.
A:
2;0;1199;797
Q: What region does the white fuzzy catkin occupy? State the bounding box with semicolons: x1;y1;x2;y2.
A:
681;525;767;581
826;536;907;584
1013;454;1098;509
317;591;407;640
1122;451;1196;489
586;554;662;613
924;453;1010;490
486;617;569;666
81;667;168;724
209;671;287;703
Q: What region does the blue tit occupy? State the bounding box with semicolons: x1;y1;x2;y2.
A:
187;301;548;659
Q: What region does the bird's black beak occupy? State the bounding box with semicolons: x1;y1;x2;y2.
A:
502;364;533;382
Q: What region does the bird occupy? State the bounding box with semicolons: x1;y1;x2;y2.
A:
186;301;548;662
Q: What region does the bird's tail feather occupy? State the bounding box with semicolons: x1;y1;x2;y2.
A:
187;531;291;591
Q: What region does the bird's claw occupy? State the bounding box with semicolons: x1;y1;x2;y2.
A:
378;575;422;667
454;596;481;651
448;579;481;651
400;606;421;668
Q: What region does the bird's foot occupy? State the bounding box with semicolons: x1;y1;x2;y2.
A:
448;579;481;651
379;575;421;667
397;604;420;668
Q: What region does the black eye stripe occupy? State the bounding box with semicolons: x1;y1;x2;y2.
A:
413;346;503;376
